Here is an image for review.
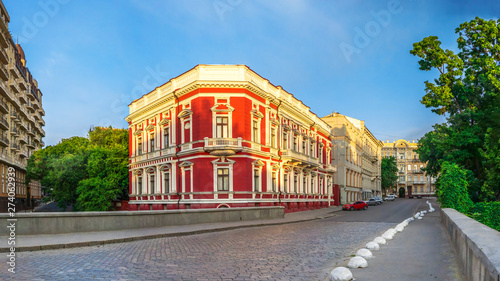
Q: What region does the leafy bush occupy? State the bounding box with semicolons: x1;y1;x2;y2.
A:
436;162;473;213
468;202;500;232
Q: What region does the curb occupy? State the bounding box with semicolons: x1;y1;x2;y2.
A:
1;209;341;253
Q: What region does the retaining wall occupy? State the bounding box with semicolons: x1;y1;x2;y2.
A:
0;206;284;235
441;208;500;281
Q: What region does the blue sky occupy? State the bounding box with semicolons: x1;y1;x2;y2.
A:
4;0;500;146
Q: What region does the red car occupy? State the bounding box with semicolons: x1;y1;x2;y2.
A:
342;201;368;211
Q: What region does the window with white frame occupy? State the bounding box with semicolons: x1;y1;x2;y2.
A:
294;136;298;151
252;119;259;143
319;177;324;194
271;127;276;148
163;172;170;193
138;137;142;155
303;177;307;194
137;176;142;194
311;177;314;194
319;146;323;163
294;174;298;193
253;169;260;192
163;127;169;148
216;116;229;138
217;168;229;191
272;171;277;192
283;132;288;149
284;172;288;193
150;174;155;194
302;140;306;154
150;133;155;152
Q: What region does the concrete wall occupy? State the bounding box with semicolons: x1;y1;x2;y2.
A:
441;208;500;281
0;207;284;236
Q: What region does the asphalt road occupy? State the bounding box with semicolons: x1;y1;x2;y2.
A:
0;199;456;281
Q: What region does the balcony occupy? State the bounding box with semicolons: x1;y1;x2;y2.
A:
413;170;424;174
0;97;7;113
18;149;28;158
8;63;20;79
281;149;319;168
26;99;34;112
10;142;18;151
0;31;7;48
204;137;243;156
0;49;7;64
18;91;27;104
10;110;18;121
19;135;27;144
33;101;40;110
40;128;45;137
0;114;7;130
9;80;19;93
39;107;45;116
33;113;40;121
27;128;35;136
18;78;27;91
39;118;45;126
27;140;35;148
0;66;7;81
10;126;19;135
0;135;8;147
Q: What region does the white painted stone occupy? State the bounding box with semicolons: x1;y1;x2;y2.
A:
382;231;394;240
348;256;368;268
418;217;423;220
366;241;380;250
330;267;353;281
356;248;373;259
395;224;405;232
373;236;386;245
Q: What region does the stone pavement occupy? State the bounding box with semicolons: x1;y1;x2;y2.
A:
0;206;342;252
345;200;465;281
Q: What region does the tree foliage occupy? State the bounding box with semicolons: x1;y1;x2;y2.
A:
436;162;473;213
26;127;129;211
381;156;398;193
411;17;500;201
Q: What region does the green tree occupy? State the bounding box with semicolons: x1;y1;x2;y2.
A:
410;17;500;201
381;156;398;194
436;162;473;213
26;127;129;211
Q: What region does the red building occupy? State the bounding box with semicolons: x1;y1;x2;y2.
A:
126;65;338;212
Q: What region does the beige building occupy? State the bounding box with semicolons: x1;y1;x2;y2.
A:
381;139;436;197
0;1;45;212
323;113;382;203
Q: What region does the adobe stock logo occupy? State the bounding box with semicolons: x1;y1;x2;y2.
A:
18;0;71;44
339;0;403;63
213;0;243;21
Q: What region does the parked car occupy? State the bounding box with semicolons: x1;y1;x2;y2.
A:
384;195;396;201
409;195;414;198
365;198;380;206
373;197;384;204
343;201;368;211
416;195;423;199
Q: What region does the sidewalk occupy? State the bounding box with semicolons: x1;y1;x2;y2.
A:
0;206;342;253
348;200;465;281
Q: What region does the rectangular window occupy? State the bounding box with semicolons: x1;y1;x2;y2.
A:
294;136;298;151
284;173;288;193
303;177;307;193
408;165;411;171
283;132;288;149
164;172;170;193
137;176;142;194
216;116;228;138
294;175;298;193
253;169;260;192
217;168;229;191
272;171;277;192
150;175;155;194
302;141;306;153
319;148;323;163
271;127;276;148
150;133;155;152
138;138;142;155
252;120;259;143
311;178;314;194
310;143;314;157
320;178;323;194
164;127;169;148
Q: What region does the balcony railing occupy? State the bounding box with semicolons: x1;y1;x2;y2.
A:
0;114;8;130
281;149;319;167
204;137;243;156
0;135;8;147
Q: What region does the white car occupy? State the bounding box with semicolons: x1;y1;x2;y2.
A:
384;195;396;201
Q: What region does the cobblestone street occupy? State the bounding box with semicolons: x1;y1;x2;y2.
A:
0;218;393;280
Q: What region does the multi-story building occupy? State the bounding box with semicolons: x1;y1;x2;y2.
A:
322;113;382;203
0;1;45;212
381;139;436;197
126;65;338;212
